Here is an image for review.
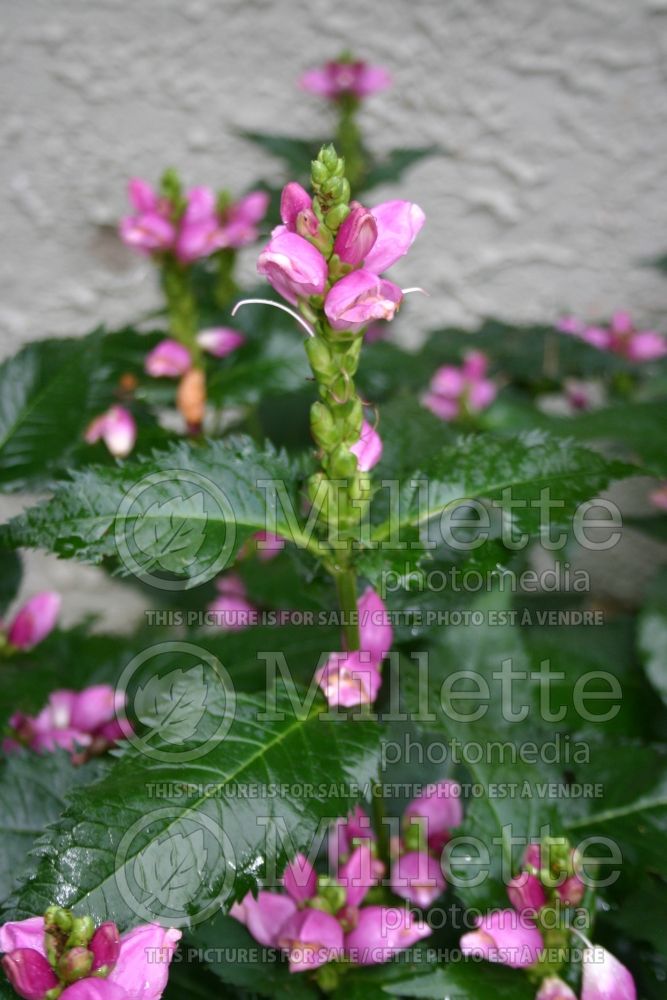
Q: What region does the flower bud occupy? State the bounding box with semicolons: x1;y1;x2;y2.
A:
334;203;378;266
1;949;60;1000
329;444;358;479
310;402;339;450
57;946;93;983
311;160;328;186
90;921;120;974
325;204;351;231
85;406;137;458
282;854;318;904
196;327;245;358
66;916;95;948
280;182;312;229
304;337;336;380
536;976;577;1000
144;339;191;378
177;367;206;429
7;593;61;651
295;208;320;239
507;872;547;913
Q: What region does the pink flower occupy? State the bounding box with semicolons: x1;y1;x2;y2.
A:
649;484;667;511
282;855;317;904
328;806;375;871
460;909;543;969
0;919;180;1000
625;329;667;361
422;351;496;422
6;592;60;650
581;946;636;1000
344;906;431;966
558;311;666;362
506;872;547;914
144;339;191;378
1;947;59;999
280;183;313;231
324;270;403;332
334;203;378;266
85;406;136;458
257;231;328;305
196;328;245;358
337;844;384;907
277;909;343;973
316;650;382;707
300;61;391;100
207;594;257;631
363;201;426;275
119;214;176;255
357;587;393;662
391;852;446;908
5;685;126;756
350;420;383;472
536;976;578;1000
403;780;463;854
230;891;297;948
254;531;286;561
220;191;270;248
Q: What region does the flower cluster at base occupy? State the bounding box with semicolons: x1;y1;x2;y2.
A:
422;351;497;422
232;788;460;985
460;837;636;999
558;311;667;361
4;685;127;760
0;910;180;1000
316;587;392;706
0;592;60;653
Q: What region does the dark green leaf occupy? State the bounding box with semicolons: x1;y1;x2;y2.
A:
0;550;22;616
362;146;440;193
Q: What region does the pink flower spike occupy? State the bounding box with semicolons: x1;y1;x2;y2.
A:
299;61;391;100
325;270;403;333
0;918;46;954
357;587;393;662
316;650;382;708
344;906;431;966
254;531;286;561
581;945;637;1000
280;183;313;231
196;327;245;358
337;843;383;907
145;339;192;378
460;909;543;969
128;178;158;213
1;948;59;1000
333;203;378;266
391;851;446;908
231;891;297;948
403;780;463;854
363;200;426;275
119;213;176;254
106;924;181;1000
507;872;547;913
85;406;137;458
7;592;61;650
350;420;383;472
536;976;578;1000
278;909;343;973
282;854;318;904
257;231;328;305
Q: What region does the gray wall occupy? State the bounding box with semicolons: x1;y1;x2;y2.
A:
1;0;666;628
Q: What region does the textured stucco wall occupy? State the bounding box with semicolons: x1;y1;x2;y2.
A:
1;0;666;629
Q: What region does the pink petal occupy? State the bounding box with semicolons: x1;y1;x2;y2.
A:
581;946;637;1000
350;420;383;472
231;891;297;948
391;851;446;908
363;200;425;274
144;339;192;378
460;909;543;968
357;587;393;662
0;918;46;955
316;651;382;708
282;854;317;903
109;924;181;1000
7;592;61;650
196;328;245;358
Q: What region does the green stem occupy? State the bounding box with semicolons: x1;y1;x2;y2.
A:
335;567;360;651
161;257;202;363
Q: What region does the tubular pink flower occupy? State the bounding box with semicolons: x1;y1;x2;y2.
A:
175;218;225;263
128;178;158;213
144;339;192;378
1;948;59;999
581;946;636;1000
257;232;328;305
119;213;175;254
254;531;286;561
350;420;383;472
357;586;393;662
69;685;121;734
422;392;460;422
196;327;245;358
90;922;121;974
280;183;313;231
0;919;45;954
625;329;667;361
403;780;463;854
536;976;578;1000
230;891;297;948
328;806;375;871
460;909;543;969
282;854;317;904
207;593;257;631
462;349;489;380
333;203;378;266
299;61;391;100
7;592;61;650
6;685;127;756
324;270;402;332
391;851;446;908
316;650;382;707
219;191;270;248
85;406;137;459
278;909;343;973
337;843;383;907
106;924;181;999
345;906;431;966
507;872;547;913
363;201;426;274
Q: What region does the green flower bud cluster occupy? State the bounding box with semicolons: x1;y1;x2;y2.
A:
43;906;98;994
311;144;351;231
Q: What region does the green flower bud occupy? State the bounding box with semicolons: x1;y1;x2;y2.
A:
45;906;73;934
329;444;358;479
66;916;95;948
320;144;339;171
305;337;337;380
45;989;63;1000
58;946;94;984
311;402;339;449
311;160;329;186
325;204;351;230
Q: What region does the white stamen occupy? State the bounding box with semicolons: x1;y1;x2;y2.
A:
231;298;315;337
401;287;429;297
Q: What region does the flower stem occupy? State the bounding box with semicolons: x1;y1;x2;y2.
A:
335;567;360;651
